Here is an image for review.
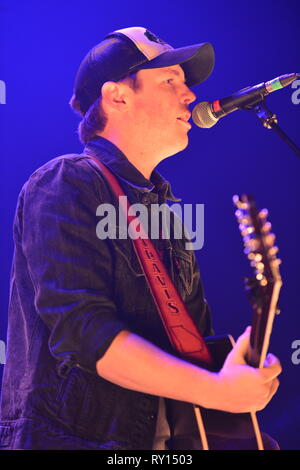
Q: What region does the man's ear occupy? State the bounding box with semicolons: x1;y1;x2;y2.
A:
101;81;129;111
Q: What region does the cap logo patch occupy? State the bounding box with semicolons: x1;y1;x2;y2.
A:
144;30;167;46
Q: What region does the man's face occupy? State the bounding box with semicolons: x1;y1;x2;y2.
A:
128;64;196;159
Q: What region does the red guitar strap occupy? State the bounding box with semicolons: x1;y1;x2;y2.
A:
88;156;212;366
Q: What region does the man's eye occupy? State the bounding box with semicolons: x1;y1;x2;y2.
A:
166;78;174;84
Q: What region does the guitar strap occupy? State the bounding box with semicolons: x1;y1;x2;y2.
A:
87;156;212;366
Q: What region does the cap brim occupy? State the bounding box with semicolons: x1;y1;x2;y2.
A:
137;42;215;86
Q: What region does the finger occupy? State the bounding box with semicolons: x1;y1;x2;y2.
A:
225;326;251;365
255;379;279;411
267;378;280;401
262;355;282;382
264;353;281;368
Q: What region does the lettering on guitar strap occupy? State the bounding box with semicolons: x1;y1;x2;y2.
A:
140;238;180;315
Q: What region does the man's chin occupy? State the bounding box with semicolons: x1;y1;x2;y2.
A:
163;138;189;159
176;134;189;153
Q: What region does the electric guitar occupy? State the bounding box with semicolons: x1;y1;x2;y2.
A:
170;194;283;450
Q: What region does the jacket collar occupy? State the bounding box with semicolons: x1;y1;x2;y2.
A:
83;136;181;202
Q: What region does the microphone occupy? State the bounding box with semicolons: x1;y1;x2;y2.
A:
192;73;299;128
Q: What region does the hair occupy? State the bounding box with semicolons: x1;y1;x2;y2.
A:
69;73;140;145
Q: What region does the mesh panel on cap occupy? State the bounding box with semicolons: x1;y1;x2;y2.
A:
114;27;173;60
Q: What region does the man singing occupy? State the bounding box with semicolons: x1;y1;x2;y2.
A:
0;27;281;450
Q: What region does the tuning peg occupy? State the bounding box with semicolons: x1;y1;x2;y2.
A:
233;195;248;210
268;246;279;256
237;215;251;225
232;194;239;205
259;208;268;219
235;209;243;218
264;233;276;246
243;236;259;247
233;195;243;209
251;272;268;287
247;252;262;261
255;261;265;271
262;221;272;233
260;277;268;287
235;211;250;224
243;242;260;255
249;254;263;265
241;226;254;236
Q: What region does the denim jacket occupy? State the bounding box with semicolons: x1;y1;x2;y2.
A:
0;136;213;449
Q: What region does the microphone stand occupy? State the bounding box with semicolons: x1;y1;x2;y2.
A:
244;99;300;159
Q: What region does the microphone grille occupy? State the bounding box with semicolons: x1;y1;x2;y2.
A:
192;101;219;128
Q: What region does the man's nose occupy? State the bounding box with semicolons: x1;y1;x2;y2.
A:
182;86;196;105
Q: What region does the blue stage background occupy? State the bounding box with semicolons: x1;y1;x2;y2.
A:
1;0;299;449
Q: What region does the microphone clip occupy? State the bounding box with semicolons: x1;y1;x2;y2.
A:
244;100;278;129
245;98;300;159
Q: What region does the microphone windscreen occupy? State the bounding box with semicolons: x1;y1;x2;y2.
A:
192;101;219;128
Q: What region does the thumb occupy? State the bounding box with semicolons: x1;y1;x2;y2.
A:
225;326;251;366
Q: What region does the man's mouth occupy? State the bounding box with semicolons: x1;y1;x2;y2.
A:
177;111;192;129
177;117;192;129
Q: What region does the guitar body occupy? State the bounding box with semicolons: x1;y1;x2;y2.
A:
201;335;260;449
167;335;263;450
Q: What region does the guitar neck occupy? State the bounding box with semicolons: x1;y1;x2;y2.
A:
247;278;282;368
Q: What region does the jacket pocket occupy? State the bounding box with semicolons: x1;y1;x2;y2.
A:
0;423;13;448
55;366;88;430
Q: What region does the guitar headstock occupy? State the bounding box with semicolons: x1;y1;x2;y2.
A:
233;194;282;368
233;194;282;289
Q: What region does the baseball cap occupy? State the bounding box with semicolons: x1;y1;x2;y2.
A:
71;26;215;115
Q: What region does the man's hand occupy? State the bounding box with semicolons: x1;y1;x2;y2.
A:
97;328;281;414
210;326;282;413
